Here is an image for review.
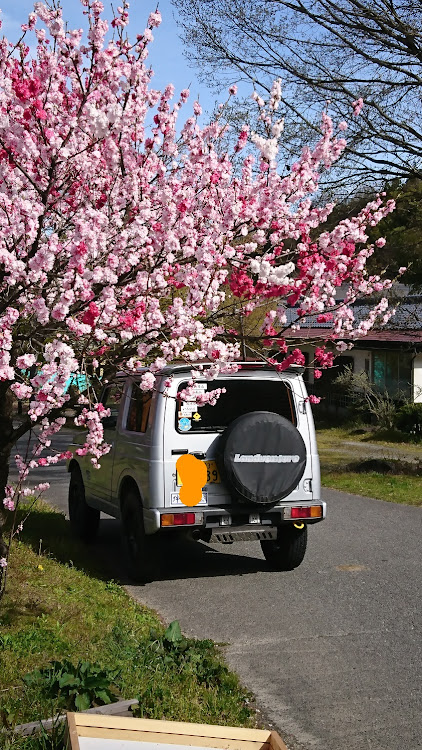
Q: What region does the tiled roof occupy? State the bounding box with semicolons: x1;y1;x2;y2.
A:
284;297;422;332
284;327;422;344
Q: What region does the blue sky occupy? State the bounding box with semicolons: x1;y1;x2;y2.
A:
0;0;223;116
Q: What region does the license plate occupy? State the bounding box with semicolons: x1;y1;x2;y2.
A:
249;513;260;524
170;492;207;506
176;459;221;486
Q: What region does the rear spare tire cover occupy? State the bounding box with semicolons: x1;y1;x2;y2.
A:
218;411;307;505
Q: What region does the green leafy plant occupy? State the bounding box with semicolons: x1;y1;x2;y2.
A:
395;403;422;438
144;621;230;685
334;366;401;429
23;659;119;712
135;622;250;722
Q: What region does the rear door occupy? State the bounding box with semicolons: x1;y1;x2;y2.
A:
162;372;300;508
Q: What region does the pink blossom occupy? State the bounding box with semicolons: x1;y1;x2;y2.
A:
228;84;238;96
11;383;33;399
235;128;249;152
276;348;306;371
352;98;364;116
316;313;333;323
0;558;7;568
59;451;73;460
34;482;50;493
82;302;100;327
308;395;321;404
314;347;334;367
3;498;15;511
336;341;349;353
148;10;162;27
16;354;36;369
140;372;155;391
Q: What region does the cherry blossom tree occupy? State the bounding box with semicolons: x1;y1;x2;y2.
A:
0;0;396;593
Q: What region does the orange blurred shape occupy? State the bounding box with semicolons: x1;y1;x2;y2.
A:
176;454;208;507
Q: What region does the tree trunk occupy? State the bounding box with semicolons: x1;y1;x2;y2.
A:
0;385;14;560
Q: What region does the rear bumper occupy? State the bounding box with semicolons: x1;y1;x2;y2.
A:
144;500;327;535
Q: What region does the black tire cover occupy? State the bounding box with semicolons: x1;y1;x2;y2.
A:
217;411;307;505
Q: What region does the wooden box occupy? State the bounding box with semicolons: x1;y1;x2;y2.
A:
65;714;288;750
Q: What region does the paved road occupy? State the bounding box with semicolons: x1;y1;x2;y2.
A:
10;429;422;750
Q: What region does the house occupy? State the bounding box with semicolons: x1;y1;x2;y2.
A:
282;288;422;403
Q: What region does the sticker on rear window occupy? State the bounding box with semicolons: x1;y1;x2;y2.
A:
185;384;207;400
180;403;197;416
178;417;192;432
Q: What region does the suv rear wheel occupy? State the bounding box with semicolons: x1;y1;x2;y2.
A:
68;465;100;542
260;524;307;570
121;489;155;583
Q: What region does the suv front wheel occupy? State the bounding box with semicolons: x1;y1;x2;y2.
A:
68;465;100;542
260;524;307;570
121;489;155;583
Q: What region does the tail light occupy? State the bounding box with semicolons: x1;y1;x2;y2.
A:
291;505;322;519
161;512;203;527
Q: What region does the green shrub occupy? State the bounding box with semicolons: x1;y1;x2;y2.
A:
395;403;422;438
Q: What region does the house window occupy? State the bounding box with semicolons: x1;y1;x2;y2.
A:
372;351;412;397
319;355;354;386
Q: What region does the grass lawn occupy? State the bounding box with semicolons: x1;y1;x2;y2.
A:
321;471;422;505
0;502;254;748
317;425;422;506
316;425;422;453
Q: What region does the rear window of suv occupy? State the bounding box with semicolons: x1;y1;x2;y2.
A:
175;378;296;433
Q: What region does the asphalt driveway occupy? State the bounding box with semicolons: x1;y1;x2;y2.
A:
129;489;421;750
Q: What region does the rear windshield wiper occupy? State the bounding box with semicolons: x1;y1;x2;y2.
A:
188;426;226;432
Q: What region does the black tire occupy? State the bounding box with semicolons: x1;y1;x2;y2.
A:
261;524;308;571
68;466;100;542
121;489;155;583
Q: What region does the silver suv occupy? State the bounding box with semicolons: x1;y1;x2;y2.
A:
68;363;325;581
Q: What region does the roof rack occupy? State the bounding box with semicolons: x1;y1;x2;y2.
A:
116;362;305;377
